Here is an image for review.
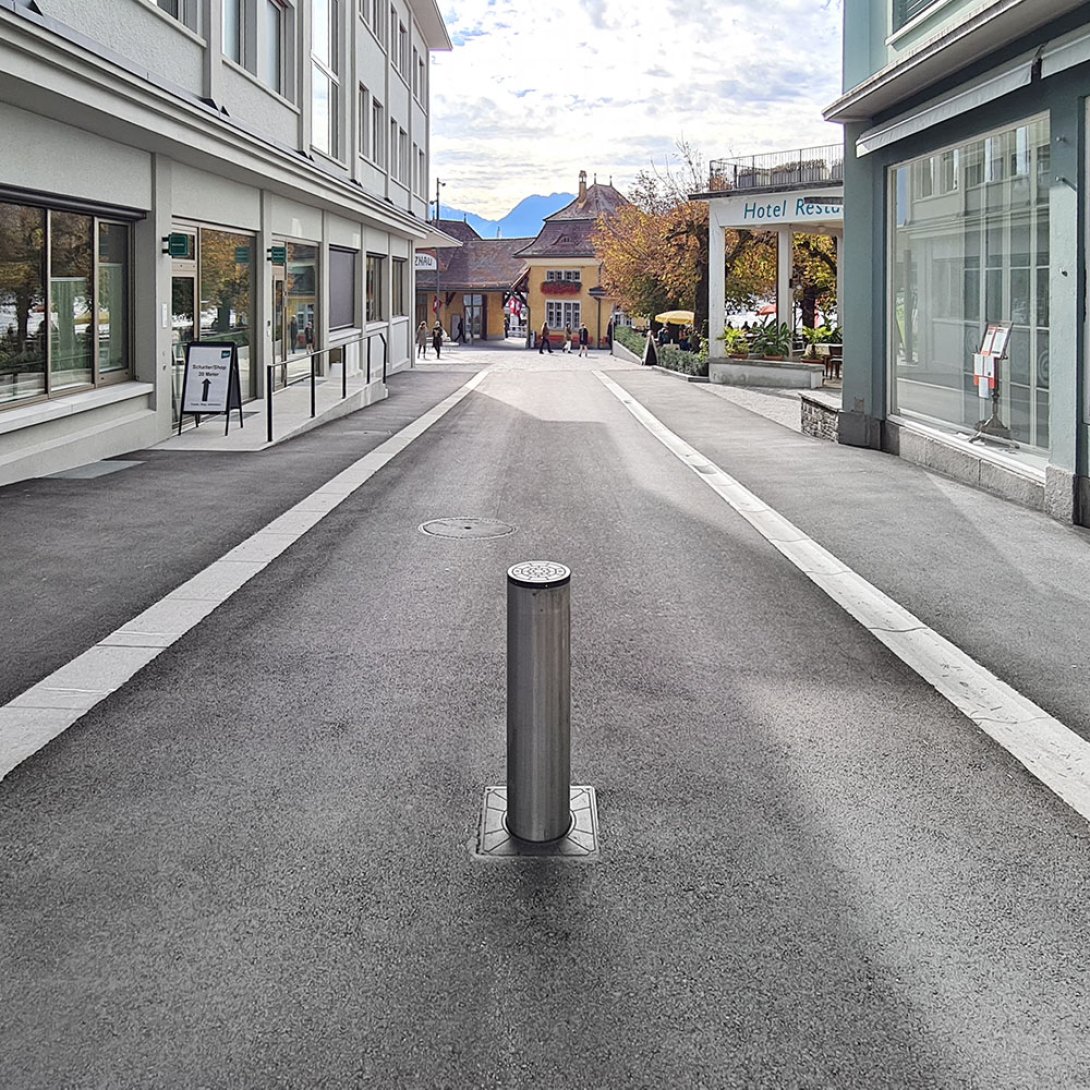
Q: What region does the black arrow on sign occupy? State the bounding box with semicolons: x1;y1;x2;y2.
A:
201;378;211;401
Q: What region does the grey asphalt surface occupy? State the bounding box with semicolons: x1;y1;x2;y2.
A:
4;345;1090;1088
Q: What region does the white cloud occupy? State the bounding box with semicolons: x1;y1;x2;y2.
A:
432;0;844;218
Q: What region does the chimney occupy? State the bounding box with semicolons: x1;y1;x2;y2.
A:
578;170;587;201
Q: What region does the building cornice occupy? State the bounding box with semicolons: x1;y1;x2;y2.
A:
825;0;1084;123
0;3;432;239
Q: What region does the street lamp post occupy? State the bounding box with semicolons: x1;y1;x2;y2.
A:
432;178;445;329
588;285;608;350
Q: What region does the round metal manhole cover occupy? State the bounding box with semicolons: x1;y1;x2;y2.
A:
507;560;571;588
419;517;516;540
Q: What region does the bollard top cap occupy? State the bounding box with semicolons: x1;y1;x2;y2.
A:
507;560;571;589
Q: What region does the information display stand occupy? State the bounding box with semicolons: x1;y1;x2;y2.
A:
178;342;244;436
970;321;1013;444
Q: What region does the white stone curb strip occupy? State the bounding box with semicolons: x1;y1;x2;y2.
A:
595;370;1090;824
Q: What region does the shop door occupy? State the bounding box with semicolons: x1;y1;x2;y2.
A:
463;294;484;341
170;274;196;422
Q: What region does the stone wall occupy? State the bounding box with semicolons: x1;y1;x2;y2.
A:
801;394;839;442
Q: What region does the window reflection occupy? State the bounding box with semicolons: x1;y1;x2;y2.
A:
200;228;254;400
50;212;94;391
0;202;46;404
890;116;1050;452
98;222;128;375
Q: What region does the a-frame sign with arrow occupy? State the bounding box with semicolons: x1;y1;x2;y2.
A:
178;341;244;435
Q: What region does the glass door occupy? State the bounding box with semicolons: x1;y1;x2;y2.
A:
170;274;196;422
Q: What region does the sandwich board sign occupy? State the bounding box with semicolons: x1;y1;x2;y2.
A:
178;341;244;435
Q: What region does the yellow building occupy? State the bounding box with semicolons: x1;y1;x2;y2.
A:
514;171;627;349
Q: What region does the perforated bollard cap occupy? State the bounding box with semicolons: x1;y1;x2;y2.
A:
507;561;571;589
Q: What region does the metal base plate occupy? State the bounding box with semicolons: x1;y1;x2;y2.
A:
474;785;599;859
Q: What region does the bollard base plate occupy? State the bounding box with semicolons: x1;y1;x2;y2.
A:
474;786;599;859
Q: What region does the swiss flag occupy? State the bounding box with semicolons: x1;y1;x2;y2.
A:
432;295;439;315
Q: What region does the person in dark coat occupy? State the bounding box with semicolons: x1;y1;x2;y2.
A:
578;324;589;357
432;320;443;359
538;321;553;354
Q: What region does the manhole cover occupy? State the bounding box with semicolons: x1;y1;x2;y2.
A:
419;517;515;540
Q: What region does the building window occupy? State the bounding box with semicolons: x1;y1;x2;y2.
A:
412;46;419;96
371;98;385;167
156;0;199;31
397;22;408;75
890;115;1050;453
546;269;580;282
224;0;289;96
388;5;396;54
312;0;340;157
392;258;406;315
329;247;357;329
398;128;409;184
546;301;580;329
198;228;255;397
366;254;385;321
892;0;942;32
417;149;426;195
390;119;399;180
286;241;318;352
0;201;131;408
359;85;370;159
417;54;426;103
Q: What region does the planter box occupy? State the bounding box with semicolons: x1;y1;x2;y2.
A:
708;357;824;390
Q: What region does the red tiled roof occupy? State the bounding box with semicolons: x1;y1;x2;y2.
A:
421;236;532;291
515;181;629;258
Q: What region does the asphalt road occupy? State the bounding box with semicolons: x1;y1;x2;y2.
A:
3;347;1090;1088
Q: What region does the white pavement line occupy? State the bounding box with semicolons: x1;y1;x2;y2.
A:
0;369;491;782
595;370;1090;824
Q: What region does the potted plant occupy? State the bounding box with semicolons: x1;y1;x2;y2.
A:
717;326;749;358
752;321;793;360
800;324;833;360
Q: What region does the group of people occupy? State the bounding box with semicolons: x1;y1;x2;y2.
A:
656;323;698;353
415;320;445;360
537;322;591;357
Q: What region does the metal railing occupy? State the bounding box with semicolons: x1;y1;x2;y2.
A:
708;144;844;193
265;331;386;443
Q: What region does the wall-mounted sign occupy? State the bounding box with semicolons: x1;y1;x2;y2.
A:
268;244;287;265
178;342;244;436
711;188;844;229
234;245;250;265
164;232;191;258
415;253;437;271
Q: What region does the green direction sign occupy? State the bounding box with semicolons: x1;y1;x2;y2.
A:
268;244;287;265
168;232;190;258
234;245;250;264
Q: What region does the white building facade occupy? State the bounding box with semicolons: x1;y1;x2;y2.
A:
0;0;450;485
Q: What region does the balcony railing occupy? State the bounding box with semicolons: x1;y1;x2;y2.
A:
708;144;844;194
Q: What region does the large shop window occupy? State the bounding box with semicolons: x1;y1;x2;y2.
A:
286;241;318;352
1;201;130;409
890;115;1050;453
329;247;357;329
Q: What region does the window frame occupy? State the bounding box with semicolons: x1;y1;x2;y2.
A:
366;253;386;322
392;257;407;316
311;0;341;159
0;201;135;412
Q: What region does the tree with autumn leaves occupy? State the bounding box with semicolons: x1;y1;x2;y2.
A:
593;143;838;338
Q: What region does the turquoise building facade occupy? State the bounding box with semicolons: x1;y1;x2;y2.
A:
827;0;1090;521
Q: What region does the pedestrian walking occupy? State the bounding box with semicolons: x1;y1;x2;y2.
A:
578;324;589;357
538;321;553;354
455;315;466;344
416;321;428;359
432;320;443;359
606;318;613;345
563;325;573;353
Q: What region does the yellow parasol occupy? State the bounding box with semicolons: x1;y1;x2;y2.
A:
654;309;695;325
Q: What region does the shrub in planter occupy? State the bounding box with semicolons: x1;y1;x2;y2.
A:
718;327;750;358
752;321;794;360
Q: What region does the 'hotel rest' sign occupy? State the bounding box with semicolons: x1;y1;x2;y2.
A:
712;188;843;229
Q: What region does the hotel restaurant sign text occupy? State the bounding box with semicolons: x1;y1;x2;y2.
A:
712;188;843;229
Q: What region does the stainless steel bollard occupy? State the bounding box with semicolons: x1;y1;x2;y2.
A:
506;561;572;842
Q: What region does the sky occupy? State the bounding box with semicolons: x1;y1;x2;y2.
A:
430;0;845;219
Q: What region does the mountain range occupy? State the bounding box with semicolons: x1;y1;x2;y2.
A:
441;192;575;240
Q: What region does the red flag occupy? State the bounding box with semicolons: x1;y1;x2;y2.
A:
432;295;439;315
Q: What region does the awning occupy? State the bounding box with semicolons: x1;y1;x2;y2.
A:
855;51;1036;157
